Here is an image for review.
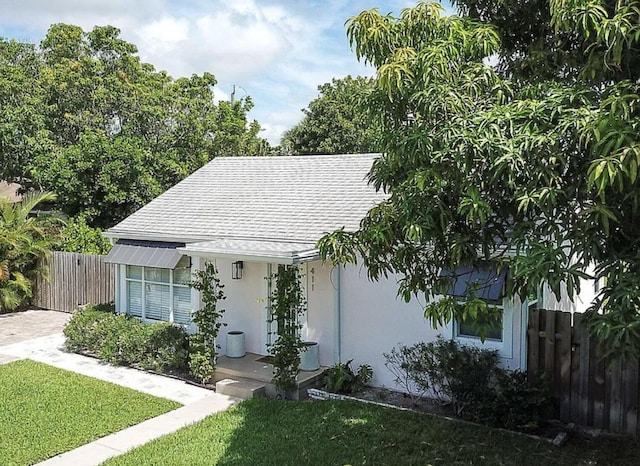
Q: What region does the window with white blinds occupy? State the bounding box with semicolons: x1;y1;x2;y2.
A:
127;281;143;317
125;258;192;324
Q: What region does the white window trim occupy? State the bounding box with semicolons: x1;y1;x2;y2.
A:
449;296;515;360
123;264;192;325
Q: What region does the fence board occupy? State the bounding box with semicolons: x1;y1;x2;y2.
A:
608;359;623;432
33;252;114;312
623;359;639;435
557;311;572;421
544;312;557;392
528;309;640;435
592;344;606;428
527;308;541;377
575;313;591;426
569;313;582;422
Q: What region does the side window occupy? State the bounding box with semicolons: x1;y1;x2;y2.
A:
123;256;192;325
453;298;515;360
456;304;504;341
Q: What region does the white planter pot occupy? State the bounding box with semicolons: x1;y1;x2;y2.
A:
300;341;320;371
226;331;246;358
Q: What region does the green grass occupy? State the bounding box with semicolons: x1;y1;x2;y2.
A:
105;397;640;466
0;360;180;465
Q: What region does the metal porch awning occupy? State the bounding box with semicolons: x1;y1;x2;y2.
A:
179;238;319;264
104;239;185;269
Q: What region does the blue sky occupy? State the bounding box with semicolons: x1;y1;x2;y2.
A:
0;0;453;144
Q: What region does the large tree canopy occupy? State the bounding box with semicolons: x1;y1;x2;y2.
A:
281;76;382;154
319;1;640;357
0;24;270;228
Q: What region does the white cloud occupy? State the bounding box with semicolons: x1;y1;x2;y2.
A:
138;17;189;55
0;0;435;145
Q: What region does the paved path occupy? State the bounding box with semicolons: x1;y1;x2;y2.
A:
0;310;240;465
0;309;71;345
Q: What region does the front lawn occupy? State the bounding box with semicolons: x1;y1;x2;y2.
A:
0;360;180;465
104;397;640;465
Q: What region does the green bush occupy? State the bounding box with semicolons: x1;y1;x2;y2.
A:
384;342;433;404
323;359;373;394
384;337;551;430
64;304;189;372
188;336;215;385
64;303;116;352
99;318;149;366
424;338;500;421
141;324;189;372
489;370;551;430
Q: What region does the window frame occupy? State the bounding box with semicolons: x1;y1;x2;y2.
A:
123;259;192;325
454;301;505;342
452;297;514;359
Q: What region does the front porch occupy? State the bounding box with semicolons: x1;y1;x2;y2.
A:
214;352;327;400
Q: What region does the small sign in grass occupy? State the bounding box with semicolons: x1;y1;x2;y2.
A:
0;360;180;465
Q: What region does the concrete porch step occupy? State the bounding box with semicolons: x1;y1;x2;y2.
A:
215;377;266;399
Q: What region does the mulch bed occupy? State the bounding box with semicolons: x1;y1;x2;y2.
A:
323;386;579;444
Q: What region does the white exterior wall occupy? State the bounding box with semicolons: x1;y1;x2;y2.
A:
212;258;266;357
202;259;337;367
304;261;337;367
339;264;442;389
339;264;526;391
541;272;600;314
114;253;529;392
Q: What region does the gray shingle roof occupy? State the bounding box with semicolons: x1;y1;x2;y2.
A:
107;154;386;244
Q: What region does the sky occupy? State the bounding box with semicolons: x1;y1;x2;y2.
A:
0;0;453;145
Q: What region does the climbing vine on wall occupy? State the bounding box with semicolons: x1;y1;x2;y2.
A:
189;261;226;384
268;264;307;394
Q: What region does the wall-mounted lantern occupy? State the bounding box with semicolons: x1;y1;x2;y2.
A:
232;261;244;280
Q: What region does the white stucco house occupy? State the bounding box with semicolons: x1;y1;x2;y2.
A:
103;153;593;390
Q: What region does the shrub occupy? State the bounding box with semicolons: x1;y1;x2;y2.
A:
267;265;306;394
384;337;550;430
188;336;215;384
189;262;226;383
64;303;116;352
384;342;433;404
141;323;189;372
489;370;551;430
64;303;189;372
423;338;500;420
99;317;149;366
323;359;373;394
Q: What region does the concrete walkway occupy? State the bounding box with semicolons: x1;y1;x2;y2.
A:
0;310;240;465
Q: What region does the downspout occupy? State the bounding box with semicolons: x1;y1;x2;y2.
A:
333;265;341;364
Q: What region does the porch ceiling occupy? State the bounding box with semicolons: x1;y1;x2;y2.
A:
178;238;319;264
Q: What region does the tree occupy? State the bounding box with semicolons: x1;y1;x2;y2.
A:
0;24;271;228
281;76;382;154
0;192;63;311
57;215;112;255
0;39;44;184
319;1;640;358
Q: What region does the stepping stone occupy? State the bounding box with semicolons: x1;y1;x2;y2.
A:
215;378;266;399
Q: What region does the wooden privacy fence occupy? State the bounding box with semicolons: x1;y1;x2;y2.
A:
528;308;639;434
33;251;115;312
